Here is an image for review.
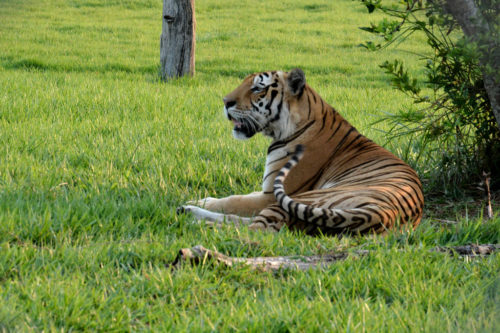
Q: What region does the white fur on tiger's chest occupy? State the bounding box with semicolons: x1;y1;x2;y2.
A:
261;147;289;192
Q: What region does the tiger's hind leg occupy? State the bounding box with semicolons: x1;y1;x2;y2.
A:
248;204;290;232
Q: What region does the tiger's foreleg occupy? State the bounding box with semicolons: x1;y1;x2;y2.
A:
178;205;252;227
178;203;291;233
186;192;275;217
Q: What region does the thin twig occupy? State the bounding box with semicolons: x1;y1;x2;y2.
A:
483;172;493;219
433;218;459;224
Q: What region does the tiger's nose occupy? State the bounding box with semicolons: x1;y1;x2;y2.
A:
223;98;236;109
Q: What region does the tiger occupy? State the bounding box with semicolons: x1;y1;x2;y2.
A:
178;68;424;235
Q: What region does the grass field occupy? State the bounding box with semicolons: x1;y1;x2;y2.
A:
0;0;499;331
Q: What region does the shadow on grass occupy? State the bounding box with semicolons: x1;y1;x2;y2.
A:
0;57;157;75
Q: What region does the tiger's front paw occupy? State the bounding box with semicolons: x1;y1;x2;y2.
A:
176;205;201;216
176;205;191;215
175;205;220;226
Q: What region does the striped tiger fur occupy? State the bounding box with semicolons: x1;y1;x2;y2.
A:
178;68;424;235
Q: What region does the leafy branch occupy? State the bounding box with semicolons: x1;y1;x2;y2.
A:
357;0;500;196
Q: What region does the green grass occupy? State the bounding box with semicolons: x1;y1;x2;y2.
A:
0;0;499;331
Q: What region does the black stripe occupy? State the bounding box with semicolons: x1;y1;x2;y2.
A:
331;157;392;180
279;194;285;207
347;209;373;223
267;120;315;154
307;92;312;119
327;119;344;142
266;89;278;110
263;170;279;182
320;113;327;132
381;189;413;217
304;205;313;220
268;206;286;219
293;201;300;218
384;184;417;215
310;207;326;222
342;174;422;189
334;212;346;225
370;162;416;173
326;196;357;209
268;152;291;165
355;202;372;209
287;200;294;215
377;191;401;210
269;94;284;123
340;133;363;152
330;127;356;157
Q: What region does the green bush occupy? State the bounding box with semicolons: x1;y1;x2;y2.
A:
359;0;500;197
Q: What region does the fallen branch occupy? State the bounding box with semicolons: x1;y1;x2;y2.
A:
431;244;499;257
171;244;499;271
171;245;369;271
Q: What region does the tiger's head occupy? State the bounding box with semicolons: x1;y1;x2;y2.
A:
223;68;307;140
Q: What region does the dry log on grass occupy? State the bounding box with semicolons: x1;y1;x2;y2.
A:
431;244;499;257
171;244;499;272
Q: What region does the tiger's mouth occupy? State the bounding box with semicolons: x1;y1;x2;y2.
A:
227;113;258;139
232;119;243;130
232;118;257;138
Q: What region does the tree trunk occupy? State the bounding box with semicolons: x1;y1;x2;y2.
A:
443;0;500;130
160;0;195;80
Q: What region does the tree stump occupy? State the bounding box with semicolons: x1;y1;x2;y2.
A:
160;0;195;80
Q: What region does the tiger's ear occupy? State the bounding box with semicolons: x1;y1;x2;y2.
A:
287;68;306;96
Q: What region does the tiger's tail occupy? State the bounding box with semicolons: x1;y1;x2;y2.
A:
273;144;324;222
273;145;383;232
